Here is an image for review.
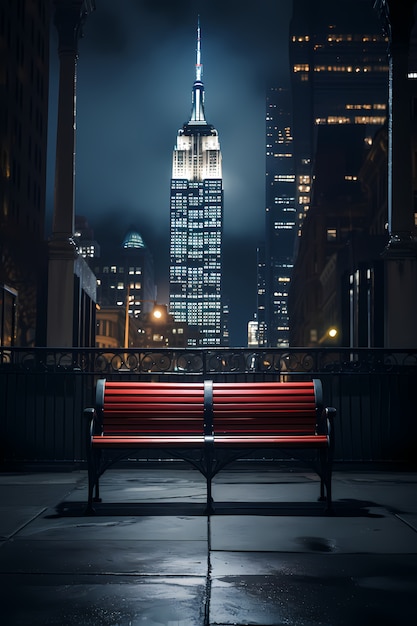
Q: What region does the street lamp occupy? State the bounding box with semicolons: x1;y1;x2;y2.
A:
124;287;159;349
318;327;338;345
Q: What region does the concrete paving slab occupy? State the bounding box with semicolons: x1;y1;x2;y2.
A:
0;472;84;486
0;506;46;539
66;469;207;505
210;513;417;553
210;551;417;577
333;474;417;514
397;513;417;531
0;574;207;626
211;479;322;504
0;539;209;575
209;553;417;625
209;566;417;626
16;512;208;541
0;483;80;507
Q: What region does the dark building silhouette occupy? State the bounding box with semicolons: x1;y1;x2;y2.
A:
92;227;156;318
289;0;389;247
0;0;50;346
288;0;395;347
289;124;385;346
74;215;100;260
260;87;296;348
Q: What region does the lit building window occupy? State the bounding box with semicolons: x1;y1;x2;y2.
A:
293;64;310;72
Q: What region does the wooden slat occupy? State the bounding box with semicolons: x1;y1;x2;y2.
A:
92;435;205;448
211;381;317;436
101;381;205;435
213;434;328;447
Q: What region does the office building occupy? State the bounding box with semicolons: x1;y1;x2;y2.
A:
262;87;296;347
74;215;101;260
169;22;224;346
289;0;389;243
0;0;50;345
92;227;155;318
287;0;391;346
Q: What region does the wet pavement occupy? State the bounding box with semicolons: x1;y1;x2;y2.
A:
0;464;416;625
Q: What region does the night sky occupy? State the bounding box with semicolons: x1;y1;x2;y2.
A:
46;0;293;346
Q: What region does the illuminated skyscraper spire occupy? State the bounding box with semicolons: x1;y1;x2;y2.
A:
190;16;206;124
196;16;202;82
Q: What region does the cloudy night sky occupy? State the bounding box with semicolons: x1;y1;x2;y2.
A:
46;0;293;346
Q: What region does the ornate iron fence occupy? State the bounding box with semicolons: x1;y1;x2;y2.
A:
1;347;416;464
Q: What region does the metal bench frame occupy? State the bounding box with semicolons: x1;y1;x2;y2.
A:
85;378;336;514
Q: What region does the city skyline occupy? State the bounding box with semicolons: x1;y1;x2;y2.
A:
46;0;292;346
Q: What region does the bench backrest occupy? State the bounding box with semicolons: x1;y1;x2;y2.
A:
96;379;323;437
210;380;322;436
97;380;206;435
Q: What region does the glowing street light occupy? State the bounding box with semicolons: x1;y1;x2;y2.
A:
318;327;338;345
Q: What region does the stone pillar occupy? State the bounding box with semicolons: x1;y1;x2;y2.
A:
375;0;417;347
47;1;95;346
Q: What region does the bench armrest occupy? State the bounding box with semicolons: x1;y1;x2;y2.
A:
324;407;336;453
325;407;336;421
317;406;336;436
84;407;102;438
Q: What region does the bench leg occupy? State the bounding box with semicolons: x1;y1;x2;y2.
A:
317;450;334;514
93;478;102;503
85;472;96;515
324;456;334;515
319;474;326;501
205;441;215;514
85;449;101;515
325;477;333;514
206;474;215;514
317;450;327;502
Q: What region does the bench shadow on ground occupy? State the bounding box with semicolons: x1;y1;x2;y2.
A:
46;498;385;519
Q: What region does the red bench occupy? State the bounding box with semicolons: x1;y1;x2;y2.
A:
85;379;335;514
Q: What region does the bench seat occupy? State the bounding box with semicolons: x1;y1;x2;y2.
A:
212;434;329;446
91;435;205;447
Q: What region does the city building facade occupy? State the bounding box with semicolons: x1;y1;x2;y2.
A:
289;0;389;246
91;227;156;318
0;0;50;346
288;0;395;347
169;23;224;346
261;87;296;348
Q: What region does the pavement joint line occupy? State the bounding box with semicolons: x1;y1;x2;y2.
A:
204;512;213;626
5;507;48;541
0;571;208;578
394;513;417;533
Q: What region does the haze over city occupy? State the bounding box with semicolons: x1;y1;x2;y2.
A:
46;0;292;346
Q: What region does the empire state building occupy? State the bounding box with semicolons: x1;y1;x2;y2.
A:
169;23;224;346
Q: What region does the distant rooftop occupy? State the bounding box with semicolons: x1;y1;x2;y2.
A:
122;229;146;249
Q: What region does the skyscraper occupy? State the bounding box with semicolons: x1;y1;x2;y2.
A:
288;1;392;347
262;87;296;348
92;227;155;316
0;0;50;345
290;0;389;243
169;22;224;347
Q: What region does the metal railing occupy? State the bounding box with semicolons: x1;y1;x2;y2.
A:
1;347;416;464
